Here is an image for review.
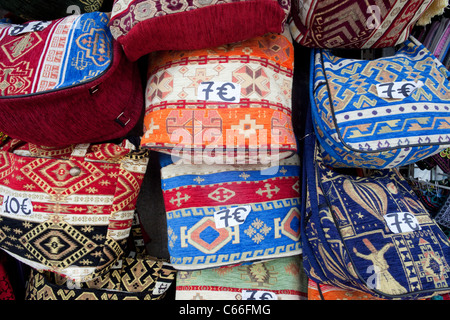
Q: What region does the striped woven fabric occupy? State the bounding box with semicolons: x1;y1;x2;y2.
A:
141;29;297;165
160;153;302;270
175;256;308;300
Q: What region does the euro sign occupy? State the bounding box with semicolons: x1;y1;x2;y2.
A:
397;83;415;98
216;82;236;102
376;81;423;99
20;198;32;215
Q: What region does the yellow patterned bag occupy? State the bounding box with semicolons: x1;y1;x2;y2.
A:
25;211;176;300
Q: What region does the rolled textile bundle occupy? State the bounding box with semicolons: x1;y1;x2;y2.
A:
159;153;302;270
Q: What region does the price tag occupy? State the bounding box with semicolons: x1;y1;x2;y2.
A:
8;21;51;36
66;279;82;290
1;195;33;216
152;281;172;295
198;81;241;103
242;290;278;300
376;81;423;99
213;205;251;228
383;212;421;234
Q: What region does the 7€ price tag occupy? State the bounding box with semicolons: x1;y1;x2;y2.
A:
8;21;51;36
213;205;251;228
198;81;241;103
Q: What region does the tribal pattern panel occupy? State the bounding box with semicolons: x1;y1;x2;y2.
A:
175;256;308;300
289;0;434;48
0;139;148;282
0;11;112;96
304;149;450;299
311;38;450;169
141;30;296;163
25;257;176;300
160;154;302;270
109;0;291;40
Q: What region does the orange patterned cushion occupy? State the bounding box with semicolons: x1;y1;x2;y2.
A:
141;30;297;165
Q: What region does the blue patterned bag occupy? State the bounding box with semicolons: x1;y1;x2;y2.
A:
301;124;450;299
311;37;450;169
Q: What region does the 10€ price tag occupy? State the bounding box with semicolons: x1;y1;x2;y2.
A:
1;195;34;216
213;205;251;228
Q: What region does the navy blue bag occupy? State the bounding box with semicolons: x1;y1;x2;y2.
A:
301;105;450;300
